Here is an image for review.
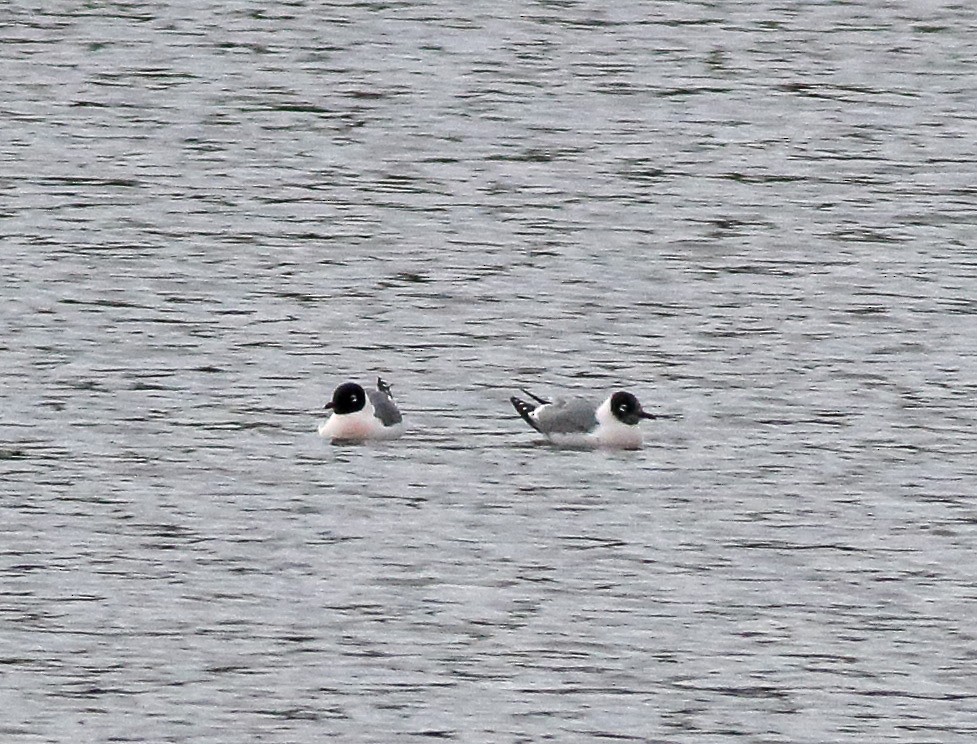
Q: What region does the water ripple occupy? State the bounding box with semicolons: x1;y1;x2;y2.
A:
3;0;977;742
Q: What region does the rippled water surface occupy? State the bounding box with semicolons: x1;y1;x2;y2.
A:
3;1;977;741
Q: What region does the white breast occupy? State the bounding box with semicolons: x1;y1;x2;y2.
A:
318;399;403;441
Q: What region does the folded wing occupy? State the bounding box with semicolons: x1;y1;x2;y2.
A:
368;388;403;426
534;397;598;435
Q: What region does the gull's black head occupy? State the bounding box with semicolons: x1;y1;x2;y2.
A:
610;391;655;426
325;382;367;415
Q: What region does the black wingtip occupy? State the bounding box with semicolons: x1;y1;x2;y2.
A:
520;388;550;405
510;396;542;432
377;377;393;396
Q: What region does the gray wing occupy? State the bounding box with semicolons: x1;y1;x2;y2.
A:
367;389;403;426
534;397;598;434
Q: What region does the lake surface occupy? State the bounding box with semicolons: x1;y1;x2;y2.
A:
3;1;977;741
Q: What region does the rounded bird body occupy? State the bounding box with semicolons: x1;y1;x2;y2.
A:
511;389;655;450
319;378;403;443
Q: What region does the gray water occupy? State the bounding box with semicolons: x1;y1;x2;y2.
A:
3;1;977;742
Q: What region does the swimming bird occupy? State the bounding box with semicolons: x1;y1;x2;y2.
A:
510;388;656;449
318;377;403;442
